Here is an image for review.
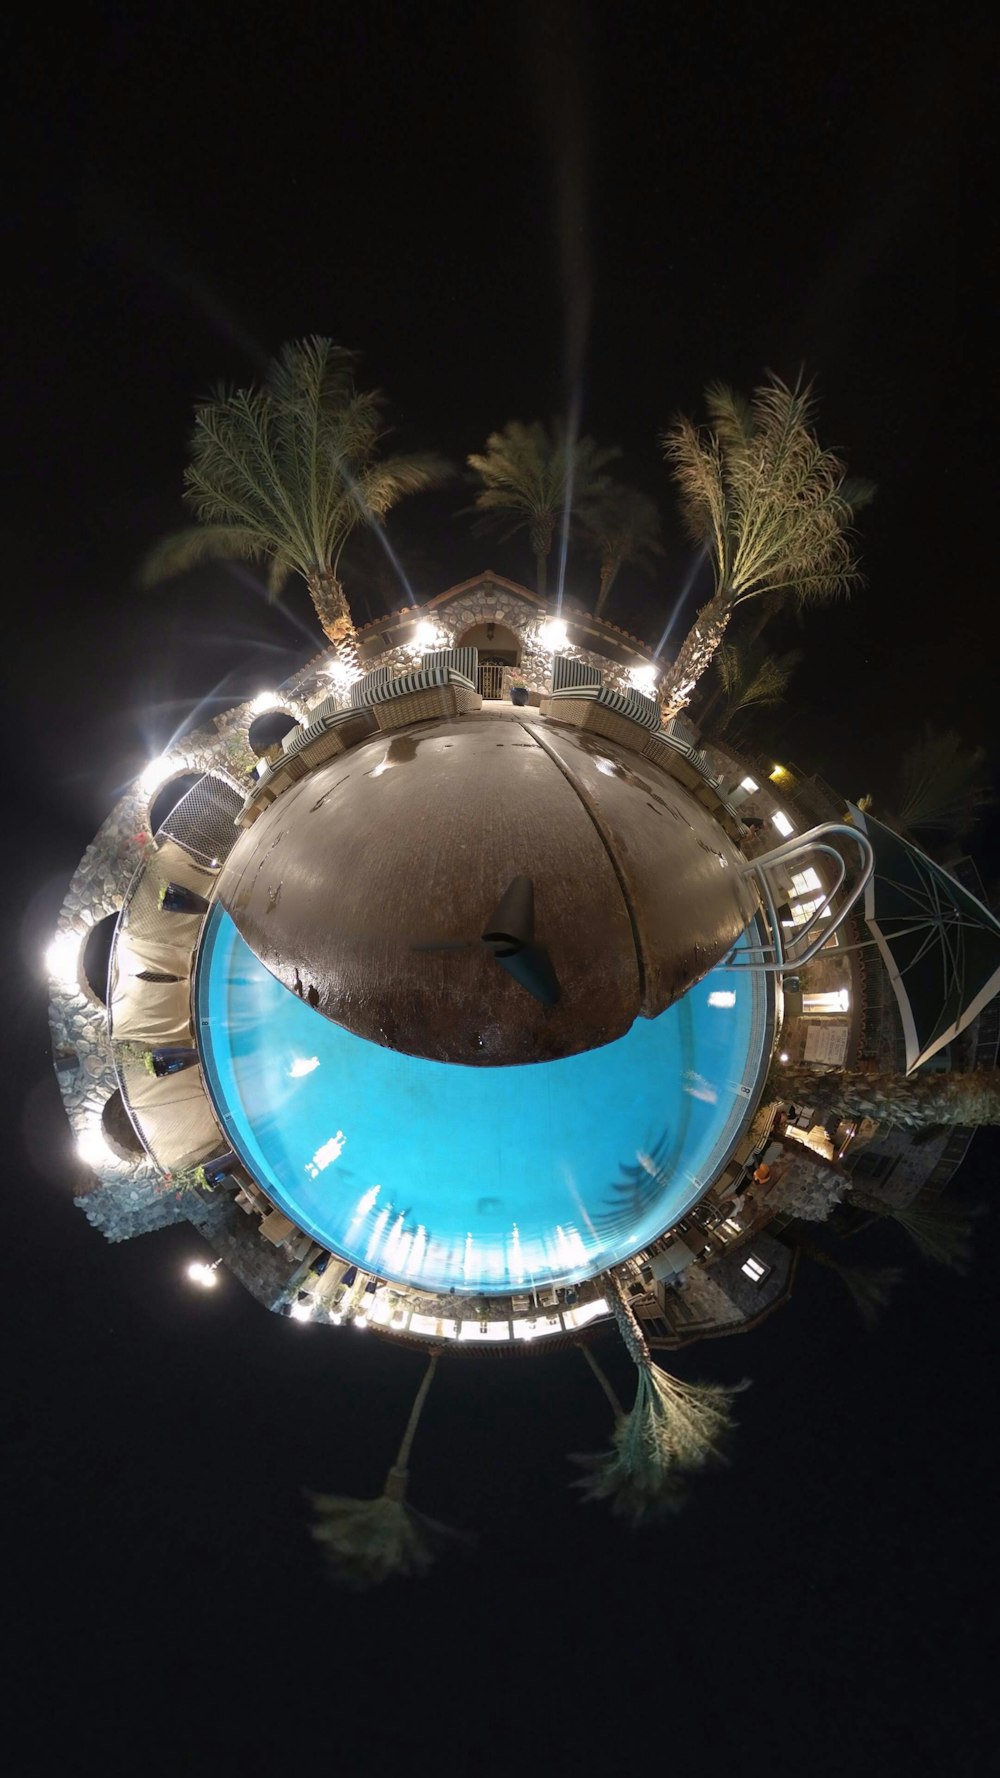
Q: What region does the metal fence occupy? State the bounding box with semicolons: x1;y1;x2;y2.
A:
156;769;246;868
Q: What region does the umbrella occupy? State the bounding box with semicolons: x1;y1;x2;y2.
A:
848;805;1000;1073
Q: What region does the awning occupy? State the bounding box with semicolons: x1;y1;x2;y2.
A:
849;805;1000;1073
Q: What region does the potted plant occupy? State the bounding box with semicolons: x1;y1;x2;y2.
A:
510;680;529;707
157;1163;212;1197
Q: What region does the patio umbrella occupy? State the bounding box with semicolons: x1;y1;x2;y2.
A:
848;804;1000;1073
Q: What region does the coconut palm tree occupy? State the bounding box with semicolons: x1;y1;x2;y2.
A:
848;1188;978;1271
467;419;619;596
569;1274;747;1524
142;336;449;671
696;637;802;737
657;375;873;718
769;1062;1000;1130
307;1352;469;1587
581;484;664;617
794;1235;902;1326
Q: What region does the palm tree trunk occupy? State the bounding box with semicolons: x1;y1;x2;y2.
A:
384;1351;439;1502
535;549;548;599
578;1342;625;1420
658;589;733;719
605;1271;651;1369
594;561;616;619
769;1063;1000;1130
306;569;361;670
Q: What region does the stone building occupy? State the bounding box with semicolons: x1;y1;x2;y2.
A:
353;570;661;700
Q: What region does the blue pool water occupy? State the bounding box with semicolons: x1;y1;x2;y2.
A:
196;908;770;1294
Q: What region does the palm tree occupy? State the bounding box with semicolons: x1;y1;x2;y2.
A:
657;375;873;718
570;1274;747;1524
307;1352;469;1587
795;1236;902;1326
768;1062;1000;1130
142;336;449;671
848;1188;978;1271
581;484;664;617
696;637;802;737
467;419;619;596
890;726;996;847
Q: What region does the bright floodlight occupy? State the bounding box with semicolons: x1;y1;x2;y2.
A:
46;929;80;987
539;618;568;652
187;1261;219;1288
289;1300;314;1322
139;754;175;795
628;664;658;696
771;810;795;837
251;690;282;715
740;776;759;793
413;619;441;649
327;659;361;688
76;1125;110;1168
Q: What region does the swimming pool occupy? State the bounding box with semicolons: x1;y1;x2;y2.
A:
196;907;772;1294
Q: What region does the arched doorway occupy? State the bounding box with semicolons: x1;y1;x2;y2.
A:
457;622;521;699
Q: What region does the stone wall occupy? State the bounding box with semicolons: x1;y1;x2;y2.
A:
356;580;643;694
47;708;276;1241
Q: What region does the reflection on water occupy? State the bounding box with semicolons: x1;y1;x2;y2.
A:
197;910;767;1294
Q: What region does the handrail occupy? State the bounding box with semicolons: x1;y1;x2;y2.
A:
720;823;874;975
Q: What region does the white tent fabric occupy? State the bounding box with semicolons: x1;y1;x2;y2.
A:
124;1063;224;1172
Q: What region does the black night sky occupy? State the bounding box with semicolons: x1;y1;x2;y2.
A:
6;6;998;1774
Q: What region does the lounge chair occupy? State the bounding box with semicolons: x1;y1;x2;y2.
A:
539;656;602;716
542;683;661;749
421;646;480;686
365;666;482;731
235;696;377;826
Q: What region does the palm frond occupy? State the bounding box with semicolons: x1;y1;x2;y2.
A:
834;1263;904;1327
571;1363;748;1525
661;414;728;559
467;420;619;547
895;726;996;842
799;1236;903;1325
265;334;358;412
666;372;871;612
357;451;453;519
704;380;755;449
307;1492;470;1588
140;524;271;588
887;1194;979;1272
142;338;443;639
583;483;664;611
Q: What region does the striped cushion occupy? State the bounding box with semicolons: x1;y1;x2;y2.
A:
279;722;307;757
365;667;476;705
549;685;661;730
551;655;603;693
663;716;698;749
421;647;479;683
648;729;691;758
349;666;393;709
287;707;370;752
